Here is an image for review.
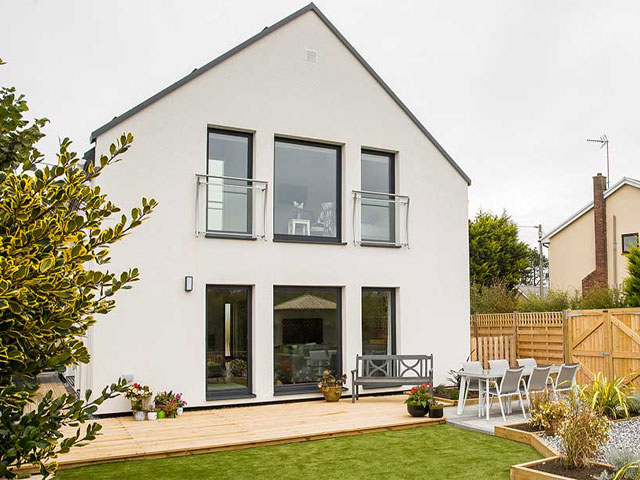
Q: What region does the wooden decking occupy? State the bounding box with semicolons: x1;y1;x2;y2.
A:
33;395;443;472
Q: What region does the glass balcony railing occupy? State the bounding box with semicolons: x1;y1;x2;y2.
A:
195;174;268;239
352;190;410;247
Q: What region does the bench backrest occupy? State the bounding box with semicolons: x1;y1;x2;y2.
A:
355;354;433;380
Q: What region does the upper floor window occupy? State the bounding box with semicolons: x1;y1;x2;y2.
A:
622;233;638;254
361;150;395;243
206;129;253;235
274;138;341;242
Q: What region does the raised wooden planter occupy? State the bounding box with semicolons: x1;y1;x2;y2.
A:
510;457;613;479
495;423;558;457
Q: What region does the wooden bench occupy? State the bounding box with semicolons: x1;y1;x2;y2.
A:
351;354;434;403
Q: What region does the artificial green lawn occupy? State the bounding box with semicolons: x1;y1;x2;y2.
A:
56;424;540;480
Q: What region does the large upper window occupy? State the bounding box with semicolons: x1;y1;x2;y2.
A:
274;286;341;393
274;139;341;242
361;150;395;243
207;129;252;234
362;288;396;356
206;285;251;399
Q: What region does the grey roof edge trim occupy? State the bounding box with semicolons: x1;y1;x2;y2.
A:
541;176;640;244
89;2;471;186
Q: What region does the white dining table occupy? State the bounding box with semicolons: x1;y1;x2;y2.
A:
455;365;561;420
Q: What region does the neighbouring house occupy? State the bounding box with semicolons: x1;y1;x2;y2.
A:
542;174;640;293
80;3;471;413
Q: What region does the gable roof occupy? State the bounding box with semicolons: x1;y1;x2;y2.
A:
541;177;640;244
89;3;471;185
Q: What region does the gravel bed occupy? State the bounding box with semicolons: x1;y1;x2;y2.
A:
540;418;640;462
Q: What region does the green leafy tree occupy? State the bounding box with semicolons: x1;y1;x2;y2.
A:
624;244;640;307
521;246;549;287
0;59;157;478
468;210;529;290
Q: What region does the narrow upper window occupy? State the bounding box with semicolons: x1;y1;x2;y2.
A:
622;233;639;254
274;138;341;242
361;150;395;243
206;129;252;235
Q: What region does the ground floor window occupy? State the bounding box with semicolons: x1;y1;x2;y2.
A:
362;288;396;355
274;286;341;393
206;285;251;399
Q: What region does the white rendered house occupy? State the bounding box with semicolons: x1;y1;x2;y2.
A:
81;3;471;413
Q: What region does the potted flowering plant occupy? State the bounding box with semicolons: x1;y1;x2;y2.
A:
317;369;346;402
404;384;432;417
146;406;158;421
125;383;153;420
175;392;187;416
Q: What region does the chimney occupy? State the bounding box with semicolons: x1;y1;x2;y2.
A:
582;173;608;293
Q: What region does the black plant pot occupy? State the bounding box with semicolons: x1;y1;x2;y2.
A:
429;407;444;419
406;404;428;417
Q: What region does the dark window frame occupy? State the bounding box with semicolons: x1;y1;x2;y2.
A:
361;287;397;355
360;149;396;244
622;233;639;254
273;137;342;244
273;285;343;395
205;284;253;401
206;128;254;236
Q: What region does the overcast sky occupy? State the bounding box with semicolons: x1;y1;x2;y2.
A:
3;0;640;247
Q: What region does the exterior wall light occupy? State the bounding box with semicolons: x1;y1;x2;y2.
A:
185;276;193;292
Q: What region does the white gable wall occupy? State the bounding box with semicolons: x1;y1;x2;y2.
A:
87;10;469;413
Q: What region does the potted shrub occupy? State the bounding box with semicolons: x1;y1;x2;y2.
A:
404;384;432;417
317;369;346;402
146;407;158;421
529;390;567;436
125;383;153;420
155;391;181;418
429;401;444;419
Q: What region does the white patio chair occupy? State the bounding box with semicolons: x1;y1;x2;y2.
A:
552;363;580;398
521;366;552;408
486;366;526;421
516;358;537;369
489;359;509;374
462;361;484;417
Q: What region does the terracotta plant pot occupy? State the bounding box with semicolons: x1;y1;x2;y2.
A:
322;386;342;402
406;404;428;417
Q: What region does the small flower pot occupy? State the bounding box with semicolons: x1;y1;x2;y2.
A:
406;404;428;417
177;407;184;416
147;411;157;421
157;410;166;419
429;407;444;419
321;386;342;402
133;410;146;421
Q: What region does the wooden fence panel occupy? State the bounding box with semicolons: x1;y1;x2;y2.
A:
471;336;516;368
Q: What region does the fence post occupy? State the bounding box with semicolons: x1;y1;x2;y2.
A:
512;312;518;362
562;310;568;363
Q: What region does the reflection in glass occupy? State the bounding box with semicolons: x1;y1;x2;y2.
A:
361;151;395;243
207;130;251;234
274;287;341;388
362;288;395;355
274;140;340;239
206;286;250;396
